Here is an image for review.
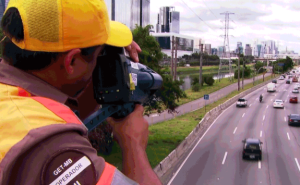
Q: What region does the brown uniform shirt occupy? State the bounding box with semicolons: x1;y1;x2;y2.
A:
0;62;138;185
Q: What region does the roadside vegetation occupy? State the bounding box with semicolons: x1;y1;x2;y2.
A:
98;74;278;169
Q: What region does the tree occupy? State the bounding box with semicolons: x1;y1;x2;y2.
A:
132;25;187;115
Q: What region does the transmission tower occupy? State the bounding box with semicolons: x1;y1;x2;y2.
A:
218;11;234;82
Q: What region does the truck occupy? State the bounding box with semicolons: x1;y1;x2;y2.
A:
267;83;276;92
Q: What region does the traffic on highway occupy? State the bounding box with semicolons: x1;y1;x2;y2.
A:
168;68;300;185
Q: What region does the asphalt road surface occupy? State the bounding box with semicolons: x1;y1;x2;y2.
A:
167;70;300;185
146;73;271;125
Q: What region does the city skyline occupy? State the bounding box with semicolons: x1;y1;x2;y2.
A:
150;0;300;54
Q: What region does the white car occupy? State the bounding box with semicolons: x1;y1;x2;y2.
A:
292;89;299;93
295;83;300;88
273;99;284;108
236;98;248;107
279;76;285;80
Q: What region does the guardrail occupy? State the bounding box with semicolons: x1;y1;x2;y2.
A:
153;77;275;180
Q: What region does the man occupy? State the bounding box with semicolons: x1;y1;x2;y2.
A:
0;0;162;185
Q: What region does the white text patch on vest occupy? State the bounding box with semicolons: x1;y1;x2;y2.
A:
50;156;91;185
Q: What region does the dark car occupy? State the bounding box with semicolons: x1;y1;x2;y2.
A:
282;74;286;78
272;79;277;84
242;138;263;160
286;80;291;84
288;114;300;126
290;96;298;103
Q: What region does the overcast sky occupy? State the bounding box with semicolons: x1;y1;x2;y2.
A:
150;0;300;53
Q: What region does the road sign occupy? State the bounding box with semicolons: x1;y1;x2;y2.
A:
204;94;209;100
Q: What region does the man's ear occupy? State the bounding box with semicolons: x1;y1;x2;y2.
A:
64;49;81;74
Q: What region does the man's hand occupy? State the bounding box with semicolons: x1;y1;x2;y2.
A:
125;41;142;63
106;104;148;150
106;104;162;185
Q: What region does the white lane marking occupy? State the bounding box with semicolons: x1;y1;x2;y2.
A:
263;115;265;120
275;94;277;96
249;104;252;107
260;131;262;137
167;83;269;185
233;127;237;134
258;161;261;169
242;113;245;118
256;98;258;100
287;132;290;140
284;117;286;122
295;158;300;172
285;100;287;102
271;99;273;101
266;105;269;108
222;152;228;165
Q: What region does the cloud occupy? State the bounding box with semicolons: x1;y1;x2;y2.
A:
150;0;300;53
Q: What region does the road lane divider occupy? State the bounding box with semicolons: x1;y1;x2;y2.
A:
284;117;286;122
233;127;237;134
263;115;265;120
287;132;290;140
249;104;252;107
295;158;300;172
222;152;228;165
258;161;261;169
242;113;245;118
260;131;262;137
266;105;269;108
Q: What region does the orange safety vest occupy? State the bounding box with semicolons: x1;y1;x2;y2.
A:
0;83;117;184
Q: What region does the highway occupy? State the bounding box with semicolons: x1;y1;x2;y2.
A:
167;70;300;185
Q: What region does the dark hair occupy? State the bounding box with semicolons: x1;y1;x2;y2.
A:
1;7;98;71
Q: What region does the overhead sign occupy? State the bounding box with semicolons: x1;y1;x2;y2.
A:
204;94;209;100
277;63;285;66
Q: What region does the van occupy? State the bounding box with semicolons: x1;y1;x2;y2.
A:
267;83;276;92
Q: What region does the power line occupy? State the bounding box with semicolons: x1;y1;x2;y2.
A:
199;0;218;19
178;0;216;31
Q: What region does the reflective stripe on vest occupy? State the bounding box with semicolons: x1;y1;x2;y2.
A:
0;84;83;163
96;163;116;185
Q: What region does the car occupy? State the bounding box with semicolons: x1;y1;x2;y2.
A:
273;99;284;108
282;74;286;78
279;76;284;80
292;89;299;93
295;83;300;88
288;114;300;126
293;77;298;82
290;96;298;103
272;79;277;84
294;86;299;90
286;80;291;84
236;98;248;107
242;138;263;160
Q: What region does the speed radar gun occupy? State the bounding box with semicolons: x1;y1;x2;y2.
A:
83;45;163;132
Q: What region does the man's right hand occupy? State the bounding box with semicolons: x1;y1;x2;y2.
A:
106;104;149;151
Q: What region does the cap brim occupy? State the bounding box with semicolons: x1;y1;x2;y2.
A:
105;21;133;47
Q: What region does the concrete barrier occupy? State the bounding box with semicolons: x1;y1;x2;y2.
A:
153;77;275;180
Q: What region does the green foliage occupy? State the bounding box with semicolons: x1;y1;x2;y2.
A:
191;84;201;92
234;67;251;79
132;25;186;115
204;75;215;86
254;61;266;73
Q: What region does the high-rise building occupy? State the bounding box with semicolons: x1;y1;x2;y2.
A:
245;44;252;56
218;46;225;57
130;0;150;30
211;48;218;55
156;6;180;34
105;0;150;30
236;42;243;54
204;44;211;55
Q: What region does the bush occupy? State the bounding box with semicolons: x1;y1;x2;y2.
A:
192;76;204;86
204;75;215;86
192;83;201;92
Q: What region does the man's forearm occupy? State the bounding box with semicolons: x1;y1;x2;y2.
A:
122;146;162;185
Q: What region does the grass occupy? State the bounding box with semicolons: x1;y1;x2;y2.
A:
98;74;278;169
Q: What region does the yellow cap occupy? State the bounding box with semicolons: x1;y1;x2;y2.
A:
4;0;133;52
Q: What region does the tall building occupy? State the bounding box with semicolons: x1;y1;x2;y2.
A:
156;6;180;34
236;42;243;54
245;44;252;56
130;0;150;30
105;0;150;30
0;0;6;20
211;48;218;55
204;44;211;55
218;46;225;57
